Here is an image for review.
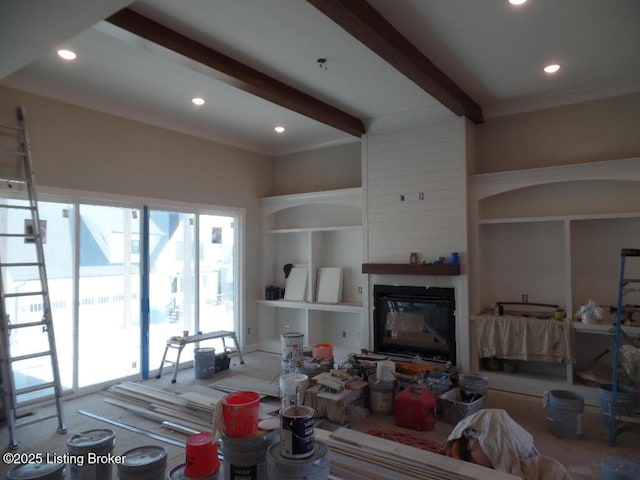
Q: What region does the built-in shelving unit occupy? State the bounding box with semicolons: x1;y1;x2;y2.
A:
258;188;365;361
469;157;640;406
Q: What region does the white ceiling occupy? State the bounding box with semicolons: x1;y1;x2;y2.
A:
2;0;640;156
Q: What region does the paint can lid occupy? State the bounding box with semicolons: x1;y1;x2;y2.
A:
7;463;65;480
68;428;115;448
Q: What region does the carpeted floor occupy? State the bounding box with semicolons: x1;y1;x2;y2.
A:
0;351;638;479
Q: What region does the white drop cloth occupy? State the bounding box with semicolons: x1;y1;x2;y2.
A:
474;315;573;363
446;409;572;480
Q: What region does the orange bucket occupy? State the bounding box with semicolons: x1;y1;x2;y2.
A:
222;391;260;438
184;432;219;477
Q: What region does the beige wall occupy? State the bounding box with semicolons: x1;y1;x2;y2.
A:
0;86;273;346
475;92;640;174
271;141;361;195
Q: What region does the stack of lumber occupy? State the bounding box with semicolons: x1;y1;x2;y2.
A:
105;382;216;433
316;427;520;480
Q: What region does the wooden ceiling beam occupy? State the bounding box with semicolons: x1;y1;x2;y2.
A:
307;0;484;124
106;8;366;137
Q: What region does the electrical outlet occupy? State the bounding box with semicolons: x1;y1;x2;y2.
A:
247;327;252;335
357;286;363;294
342;331;346;338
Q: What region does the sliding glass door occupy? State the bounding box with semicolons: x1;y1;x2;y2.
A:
147;210;196;371
78;204;141;388
198;214;236;335
0;193;240;394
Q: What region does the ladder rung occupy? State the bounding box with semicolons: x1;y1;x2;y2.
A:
0;205;35;211
10;351;52;362
15;382;56;396
5;291;46;299
0;148;26;158
8;320;48;329
0;234;38;240
0;121;23;131
0;177;28;184
0;262;45;268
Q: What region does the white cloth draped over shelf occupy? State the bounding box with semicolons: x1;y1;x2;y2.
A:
473;314;573;363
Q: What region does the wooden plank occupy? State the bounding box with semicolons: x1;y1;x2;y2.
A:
106;8;366;137
307;0;483;124
316;428;520;480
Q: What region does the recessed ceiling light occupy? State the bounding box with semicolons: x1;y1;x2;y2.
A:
274;126;285;133
192;97;205;106
509;0;527;5
544;64;560;74
57;49;77;61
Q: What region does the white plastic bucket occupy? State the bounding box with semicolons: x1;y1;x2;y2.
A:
279;373;308;408
376;360;396;382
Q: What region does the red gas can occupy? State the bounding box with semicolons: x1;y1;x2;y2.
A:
394;386;437;431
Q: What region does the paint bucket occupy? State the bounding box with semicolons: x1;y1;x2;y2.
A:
279;373;308;408
220;429;278;480
222;391;261;438
280;404;315;459
117;446;167;480
601;456;640;480
281;332;304;364
194;348;217;380
7;463;65;480
459;373;488;396
266;441;329;480
597;384;637;427
368;375;396;415
376;360;396;382
311;343;333;360
167;464;220;480
67;428;115;480
544;390;584;440
185;432;220;478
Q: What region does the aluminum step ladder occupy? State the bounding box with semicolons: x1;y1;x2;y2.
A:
608;248;640;446
0;106;66;449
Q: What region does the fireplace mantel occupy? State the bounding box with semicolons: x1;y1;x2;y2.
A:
362;263;460;276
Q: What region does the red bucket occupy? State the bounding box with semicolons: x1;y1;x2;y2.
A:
185;432;219;477
222;391;260;438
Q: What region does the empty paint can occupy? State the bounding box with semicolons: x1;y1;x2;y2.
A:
117;445;167;480
266;441;329;480
280;404;315;459
67;428;116;480
7;463;65;480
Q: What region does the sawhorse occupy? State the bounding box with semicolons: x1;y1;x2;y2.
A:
156;330;245;383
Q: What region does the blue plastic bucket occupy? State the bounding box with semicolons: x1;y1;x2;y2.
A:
601;456;640;480
597;384;637;427
544;390;584;440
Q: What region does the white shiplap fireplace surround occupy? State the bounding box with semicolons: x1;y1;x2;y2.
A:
362;114;472;372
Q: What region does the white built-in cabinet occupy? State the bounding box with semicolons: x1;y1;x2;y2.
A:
469;158;640;405
257;188;365;361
